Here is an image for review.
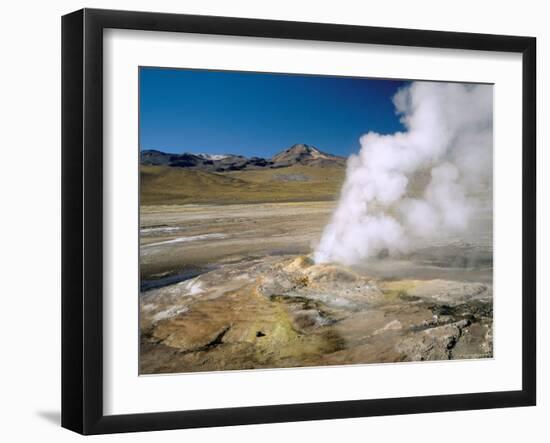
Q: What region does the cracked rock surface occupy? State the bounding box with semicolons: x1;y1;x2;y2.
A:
140;255;493;374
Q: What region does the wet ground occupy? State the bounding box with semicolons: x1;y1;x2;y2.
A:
139;202;493;374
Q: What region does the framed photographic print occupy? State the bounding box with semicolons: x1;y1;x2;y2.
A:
61;8;536;435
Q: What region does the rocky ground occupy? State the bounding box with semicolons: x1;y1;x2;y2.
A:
140;201;492;374
140;254;493;374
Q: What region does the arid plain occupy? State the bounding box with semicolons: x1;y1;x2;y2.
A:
139;146;493;374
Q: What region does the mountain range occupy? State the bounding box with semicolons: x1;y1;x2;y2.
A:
140;144;346;172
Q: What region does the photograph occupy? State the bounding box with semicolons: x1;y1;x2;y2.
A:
138;68;494;375
0;0;543;439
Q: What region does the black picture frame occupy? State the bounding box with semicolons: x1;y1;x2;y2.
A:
61;8;537;435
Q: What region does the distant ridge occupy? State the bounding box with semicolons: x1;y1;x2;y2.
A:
270;144;346;167
140;144;346;172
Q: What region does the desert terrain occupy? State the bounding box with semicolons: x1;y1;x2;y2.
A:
139;145;493;374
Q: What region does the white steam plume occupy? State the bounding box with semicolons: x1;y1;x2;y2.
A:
314;81;493;265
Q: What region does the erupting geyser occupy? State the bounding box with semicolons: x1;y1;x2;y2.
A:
314;81;493;265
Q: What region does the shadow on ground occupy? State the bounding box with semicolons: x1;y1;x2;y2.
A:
36;410;60;426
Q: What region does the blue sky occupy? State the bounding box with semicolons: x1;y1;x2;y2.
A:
139;67;407;158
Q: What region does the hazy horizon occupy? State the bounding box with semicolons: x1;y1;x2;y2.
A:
141;142;347;158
